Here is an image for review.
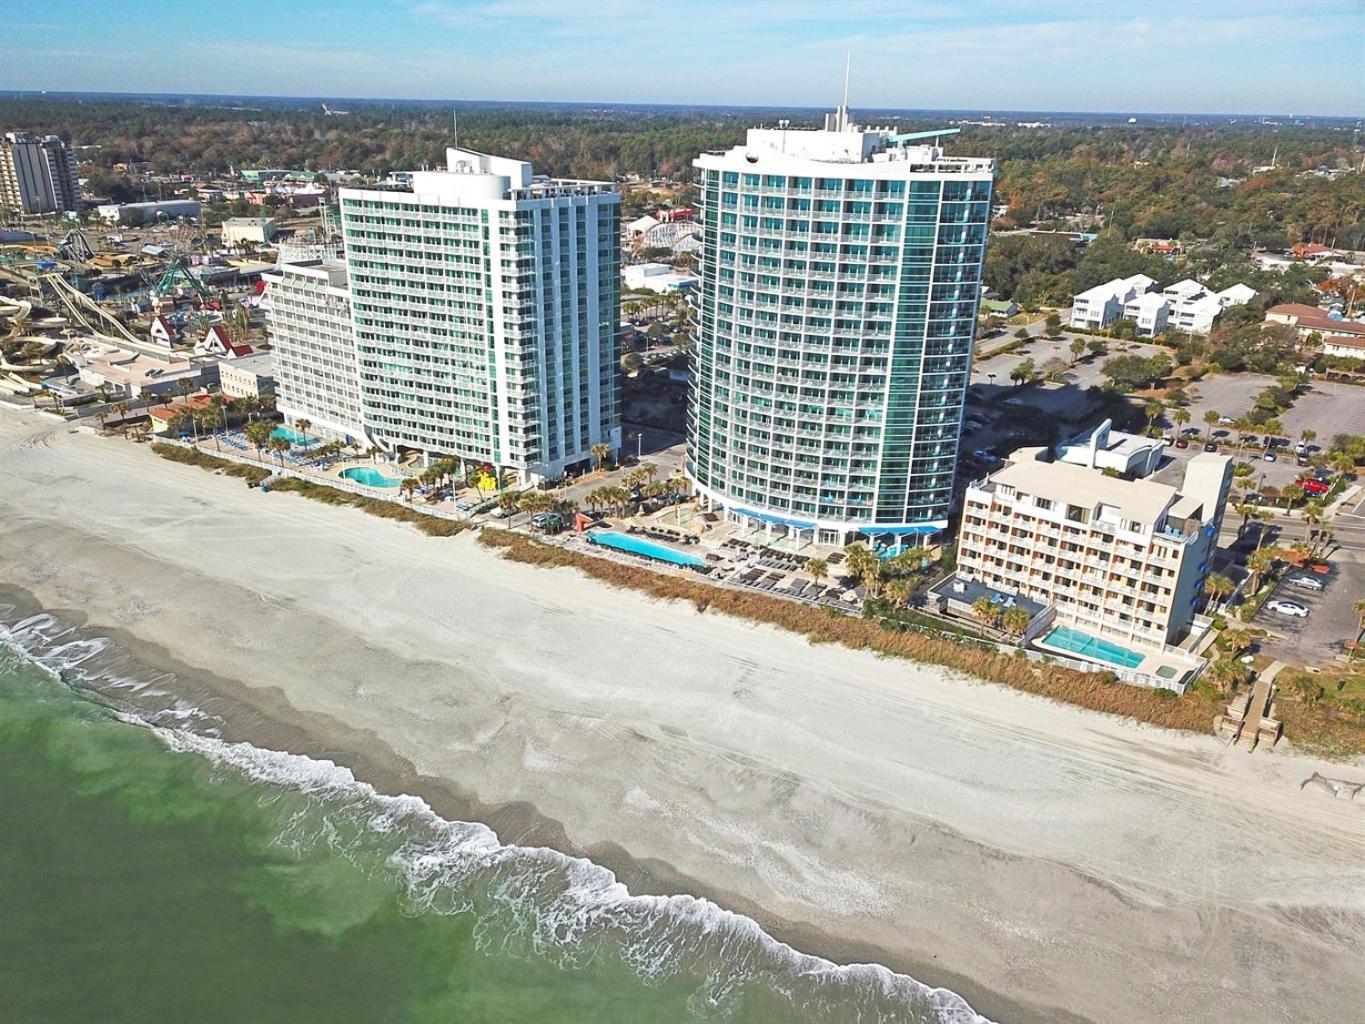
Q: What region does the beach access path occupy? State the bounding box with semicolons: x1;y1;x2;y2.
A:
3;408;1364;1024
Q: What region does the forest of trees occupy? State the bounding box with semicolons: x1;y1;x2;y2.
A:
4;96;1361;279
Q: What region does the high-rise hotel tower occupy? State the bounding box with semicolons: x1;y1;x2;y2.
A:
269;147;621;483
688;110;993;547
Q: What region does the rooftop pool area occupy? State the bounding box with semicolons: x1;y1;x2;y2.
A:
271;426;318;447
340;466;402;489
1041;625;1146;670
588;530;706;568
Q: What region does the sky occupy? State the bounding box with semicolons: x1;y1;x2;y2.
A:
3;0;1363;117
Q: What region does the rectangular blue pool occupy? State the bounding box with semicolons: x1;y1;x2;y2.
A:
588;531;706;568
1041;625;1146;669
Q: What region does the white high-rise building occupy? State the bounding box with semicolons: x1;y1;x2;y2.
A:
337;148;621;482
262;259;365;441
0;131;80;215
688;110;993;547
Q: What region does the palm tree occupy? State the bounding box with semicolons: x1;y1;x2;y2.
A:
295;418;312;441
971;597;1001;630
1246;547;1275;593
1220;628;1254;660
885;578;913;610
267;436;291;466
1202;408;1220;441
496;492;519;515
1143;399;1164;435
590;442;610;471
1301;499;1325;546
1330;450;1355;477
245;419;273;461
399;478;417;503
1202;573;1235;612
1069;337;1086;366
1171;407;1191;436
1207;657;1249;695
1002;605;1032;637
112;400;131;437
805;557;828;585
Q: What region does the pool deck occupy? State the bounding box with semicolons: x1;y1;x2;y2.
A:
1034;624;1203;689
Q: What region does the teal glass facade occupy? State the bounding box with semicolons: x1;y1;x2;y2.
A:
688;151;992;541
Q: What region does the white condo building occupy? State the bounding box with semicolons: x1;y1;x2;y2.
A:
1069;274;1157;330
265;147;622;482
688;109;994;548
262;259;366;440
338;148;621;481
941;449;1231;657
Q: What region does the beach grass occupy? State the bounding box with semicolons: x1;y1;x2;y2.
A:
263;477;467;537
151;443;271;485
476;529;1230;734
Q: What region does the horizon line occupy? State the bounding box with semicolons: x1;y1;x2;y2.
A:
3;89;1362;123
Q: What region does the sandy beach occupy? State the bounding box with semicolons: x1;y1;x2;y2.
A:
4;408;1365;1024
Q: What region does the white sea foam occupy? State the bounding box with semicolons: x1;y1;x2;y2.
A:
1;607;994;1024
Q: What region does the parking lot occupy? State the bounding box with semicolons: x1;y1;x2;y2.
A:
1250;559;1365;667
973;334;1169;394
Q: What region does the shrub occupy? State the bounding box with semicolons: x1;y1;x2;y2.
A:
151;443;269;484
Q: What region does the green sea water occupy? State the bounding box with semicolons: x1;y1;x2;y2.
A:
0;636;986;1024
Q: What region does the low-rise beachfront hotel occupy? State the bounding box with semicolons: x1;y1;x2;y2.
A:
265;147;622;484
932;449;1232;688
687;107;994;549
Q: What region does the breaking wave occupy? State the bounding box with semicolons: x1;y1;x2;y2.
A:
0;605;992;1024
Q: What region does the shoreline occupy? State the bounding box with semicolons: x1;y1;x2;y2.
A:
0;581;1049;1024
4;410;1365;1024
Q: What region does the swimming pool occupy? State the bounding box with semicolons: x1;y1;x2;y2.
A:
588;531;706;568
340;466;402;489
1041;625;1146;669
271;426;317;447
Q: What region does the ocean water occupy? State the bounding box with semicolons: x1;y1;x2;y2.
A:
0;608;989;1024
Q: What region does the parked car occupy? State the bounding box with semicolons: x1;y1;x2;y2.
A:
972;448;999;463
1263;451;1277;462
1003;397;1026;407
1266;599;1309;618
1175;438;1189;449
1218;415;1234;425
1204;441;1220;452
1288;575;1326;592
490;506;514;519
1302;479;1329;495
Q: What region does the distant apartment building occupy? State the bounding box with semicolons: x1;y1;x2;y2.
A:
218;352;275;399
96;199;201;224
947;449;1231;649
1264;303;1365;342
221;217;277;246
0;131;80;214
261;258;366;441
1069;274;1157;330
623;261;697;293
1321;334;1365;360
337;147;621;482
1072;274;1254;336
689;108;994;547
1161;279;1255;335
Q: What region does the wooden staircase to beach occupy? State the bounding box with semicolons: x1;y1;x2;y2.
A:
1220;679;1282;751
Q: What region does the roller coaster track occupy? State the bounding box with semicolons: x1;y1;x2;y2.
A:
39;273;143;347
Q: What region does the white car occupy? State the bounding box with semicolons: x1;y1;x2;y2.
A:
1266;599;1308;618
1287;575;1325;592
1004;397;1026;407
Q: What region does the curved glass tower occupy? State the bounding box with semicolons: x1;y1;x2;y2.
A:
688;113;993;548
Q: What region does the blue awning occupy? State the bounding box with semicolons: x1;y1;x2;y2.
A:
733;507;817;530
865;524;943;535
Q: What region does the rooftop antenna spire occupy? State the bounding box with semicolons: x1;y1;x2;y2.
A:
453;110;458;147
838;51;852;130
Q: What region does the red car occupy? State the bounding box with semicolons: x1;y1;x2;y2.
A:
1301;479;1329;495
